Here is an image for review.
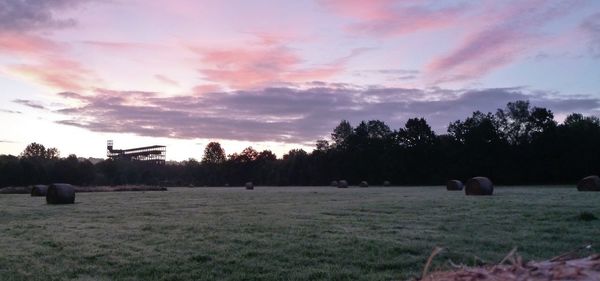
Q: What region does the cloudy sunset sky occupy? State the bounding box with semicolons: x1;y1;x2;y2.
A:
1;0;599;160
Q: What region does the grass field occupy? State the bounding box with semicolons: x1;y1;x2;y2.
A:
0;186;598;280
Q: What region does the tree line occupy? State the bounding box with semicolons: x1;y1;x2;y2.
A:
1;100;599;187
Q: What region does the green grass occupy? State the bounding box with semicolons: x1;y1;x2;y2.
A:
0;186;598;281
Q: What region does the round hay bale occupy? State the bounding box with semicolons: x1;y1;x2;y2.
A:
465;177;493;196
245;182;254;190
46;183;75;204
359;181;368;187
30;185;49;197
330;180;338;187
383;180;391;187
446;180;463;191
577;175;600;191
337;180;348;188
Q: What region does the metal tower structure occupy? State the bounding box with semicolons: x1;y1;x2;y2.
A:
107;140;166;164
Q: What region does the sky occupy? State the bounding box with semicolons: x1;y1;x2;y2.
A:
1;0;599;161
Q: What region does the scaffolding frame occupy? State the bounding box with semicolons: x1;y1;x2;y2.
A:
107;140;166;164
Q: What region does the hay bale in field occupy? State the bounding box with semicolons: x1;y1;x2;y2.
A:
577;175;600;191
446;180;463;191
30;185;48;197
465;177;493;195
337;180;348;188
245;182;254;190
330;180;338;187
46;183;75;204
383;180;391;186
359;181;368;187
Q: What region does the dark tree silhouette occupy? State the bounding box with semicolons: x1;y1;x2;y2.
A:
315;140;329;151
230;147;258;162
20;142;59;159
257;150;277;162
495;100;557;145
331;120;353;149
1;100;599;188
366;120;392;139
202;142;226;164
397;118;436;147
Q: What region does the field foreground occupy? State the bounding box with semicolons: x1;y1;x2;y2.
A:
0;186;598;280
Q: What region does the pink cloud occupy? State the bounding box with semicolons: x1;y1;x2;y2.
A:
193;84;223;95
0;0;100;91
9;57;95;91
426;0;587;82
319;0;395;21
426;27;535;82
581;12;600;57
0;32;97;91
194;39;363;89
197;45;299;89
0;32;61;55
320;0;468;36
322;0;588;83
154;74;179;86
81;40;166;53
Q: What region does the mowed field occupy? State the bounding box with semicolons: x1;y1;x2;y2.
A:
0;186;598;281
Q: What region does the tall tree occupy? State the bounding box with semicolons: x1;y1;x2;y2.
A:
529;107;556;137
202;142;226;164
366;120;392;139
46;148;60;159
315;139;329;152
20;142;59;159
283;149;308;160
331;120;353;148
397;118;436;147
563;113;600;128
256;150;277;161
496;100;531;144
495;100;557;145
228;147;259;163
448;111;503;146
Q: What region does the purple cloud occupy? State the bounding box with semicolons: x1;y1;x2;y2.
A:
53;85;600;144
427;0;586;82
13;99;46;110
0;108;22;114
353;69;419;81
0;0;92;32
582;12;600;58
320;0;469;36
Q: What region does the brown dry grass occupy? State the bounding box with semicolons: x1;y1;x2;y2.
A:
421;246;599;281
